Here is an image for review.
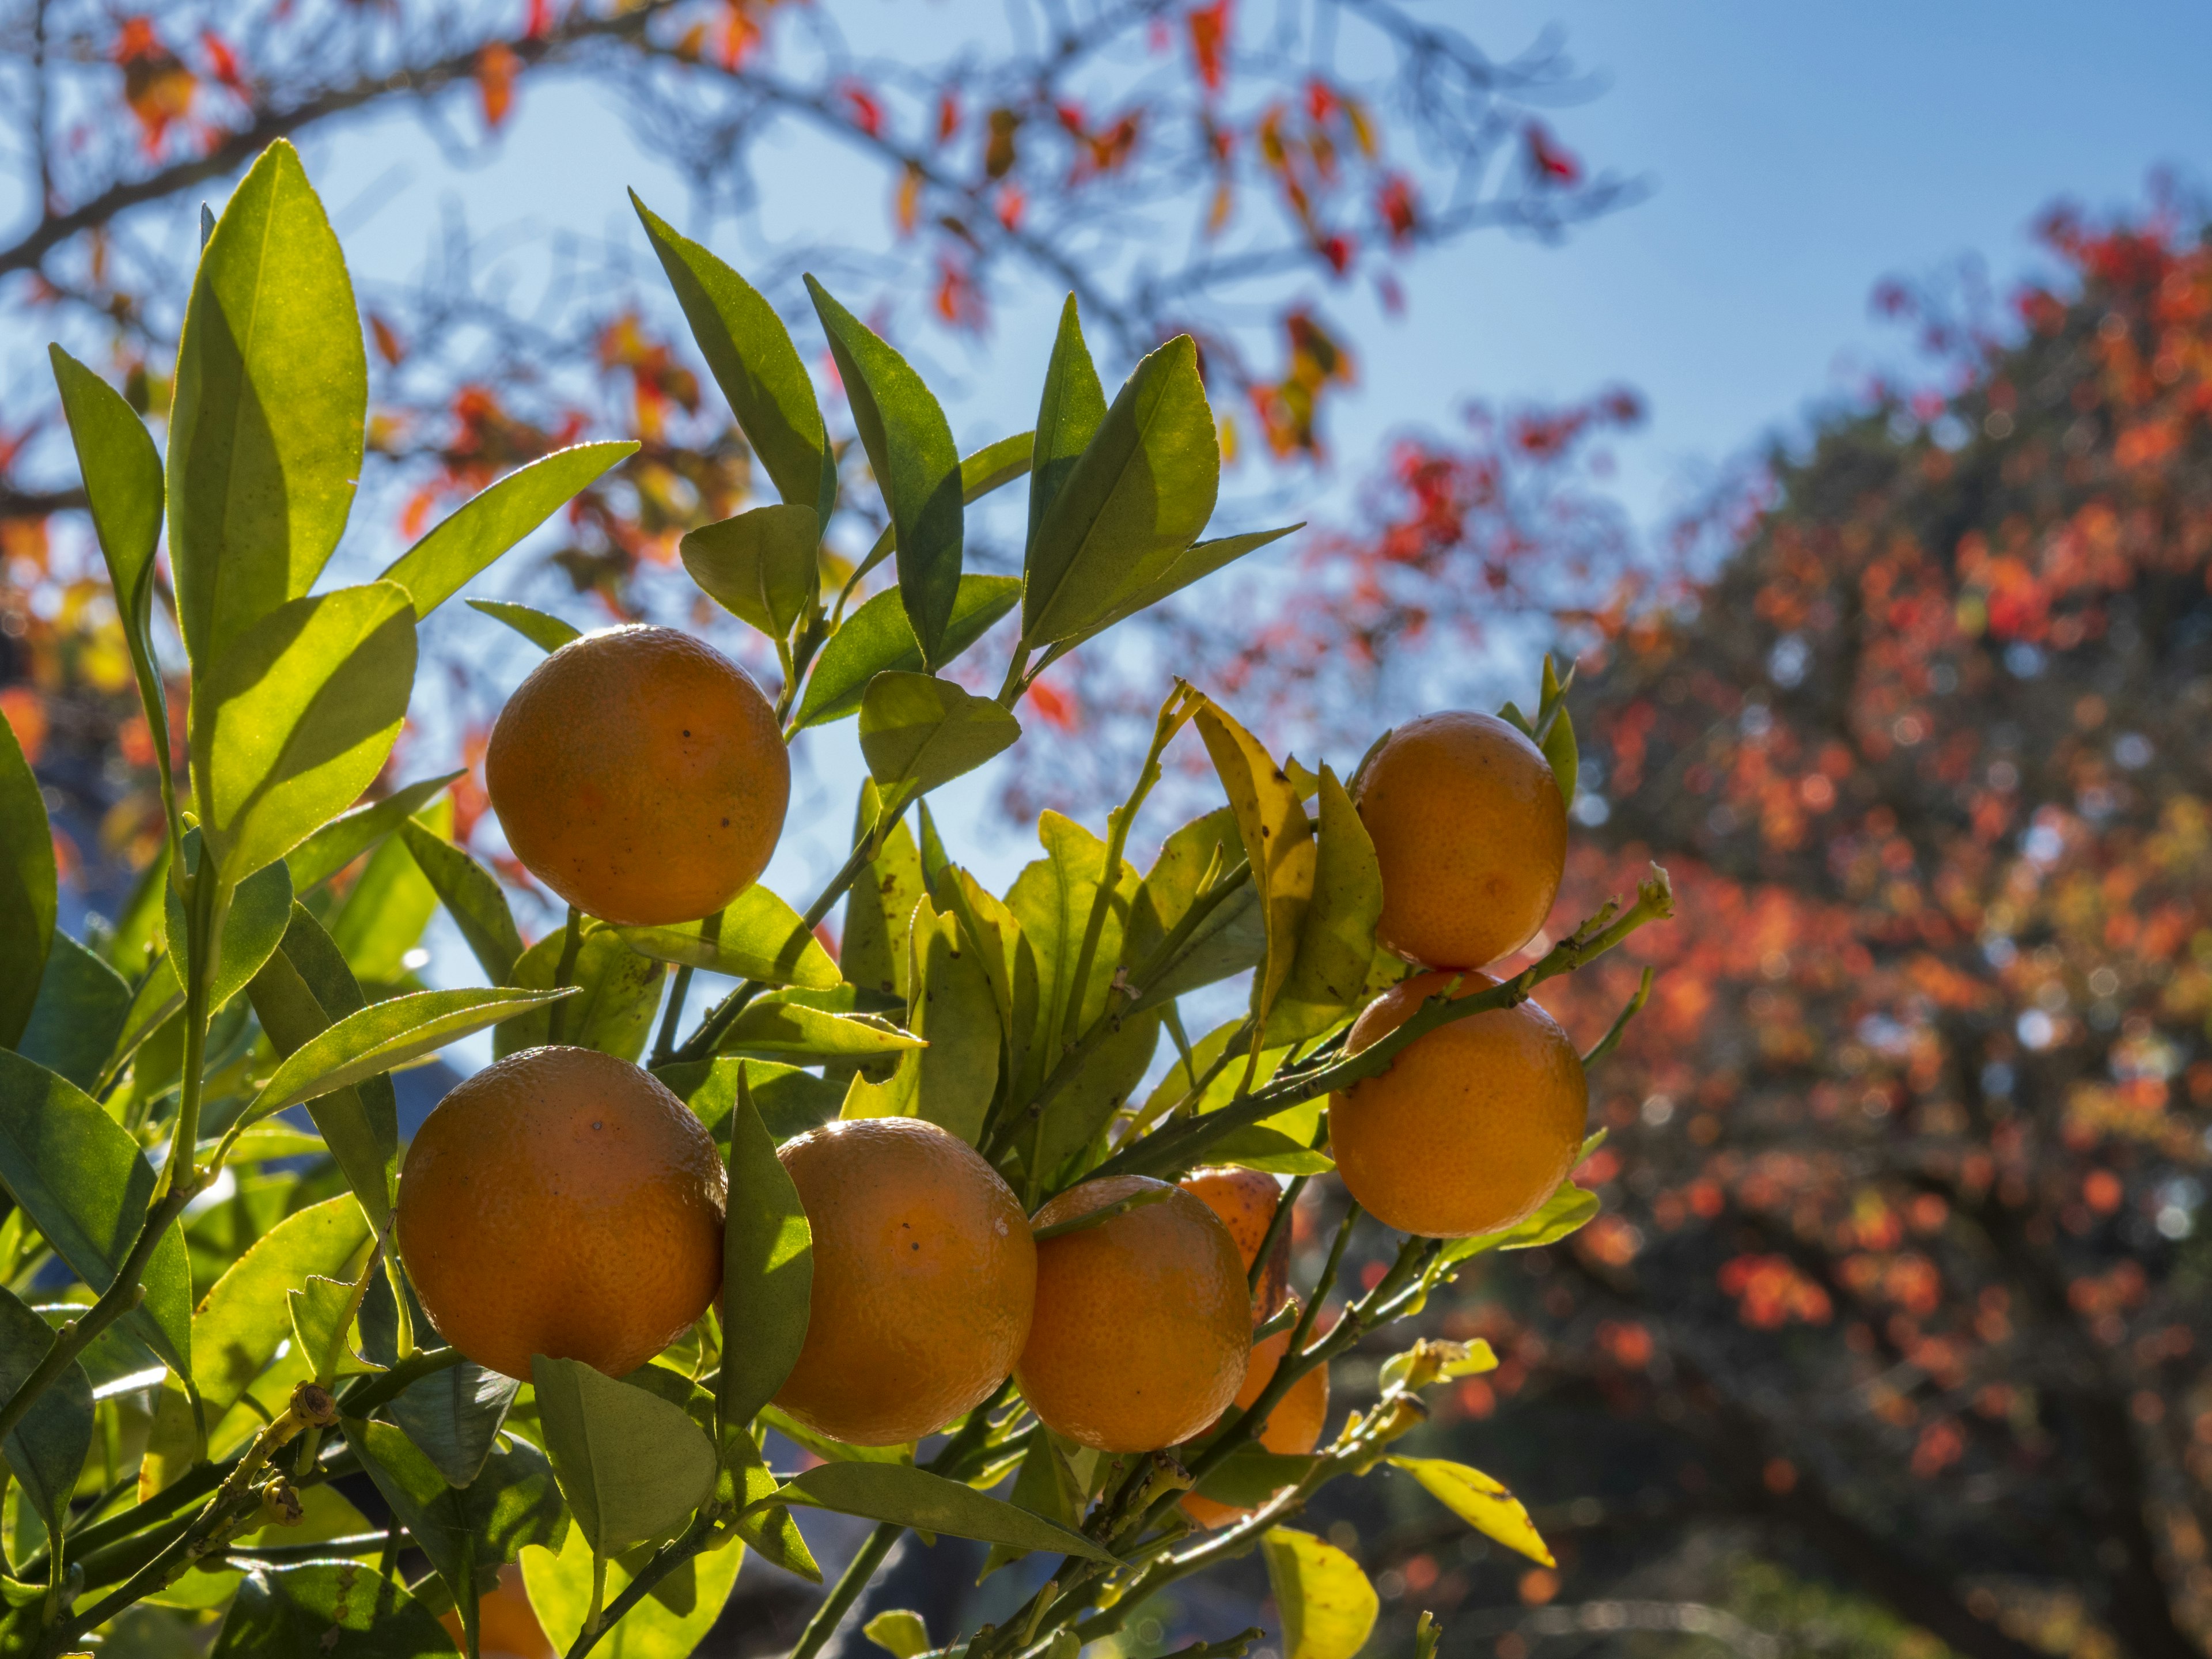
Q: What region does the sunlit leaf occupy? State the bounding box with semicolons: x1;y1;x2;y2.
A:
524;1513;743;1657
287;1273;381;1382
211;1563;458;1657
382;441;636;618
1261;1527;1379;1659
1194;698;1315;1028
386;1361;521;1490
532;1355;718;1558
1264;764;1381;1044
858;673;1020;800
840;784;924;999
187;1194;372;1419
616;883;839;990
1387;1457;1553;1566
756;1462;1112;1561
1026;295;1108;562
400;820;525;983
714;999;923;1062
286;771;462;894
0;710;55;1050
494;926;663;1062
794;576;1021;730
683;502;820;639
0;1285;92;1561
865;1611;933;1659
19;932;130;1091
164;837;294;1014
717;1072;812;1430
465;599;580;653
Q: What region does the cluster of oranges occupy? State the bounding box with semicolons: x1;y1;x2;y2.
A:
394;627;1587;1521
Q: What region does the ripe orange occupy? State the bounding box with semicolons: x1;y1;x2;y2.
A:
440;1564;553;1659
1328;971;1586;1238
1354;710;1567;970
1017;1176;1251;1453
1181;1312;1332;1529
486;624;789;927
1179;1166;1288;1320
774;1118;1035;1446
396;1047;726;1381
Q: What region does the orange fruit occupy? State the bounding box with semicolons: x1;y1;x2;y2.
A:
1328;971;1586;1238
486;624;789;927
1180;1312;1332;1528
1017;1176;1251;1453
441;1564;554;1659
396;1047;726;1381
1354;710;1567;970
774;1118;1035;1446
1179;1166;1289;1320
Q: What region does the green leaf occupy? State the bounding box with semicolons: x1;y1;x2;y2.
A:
168;140;366;673
1264;764;1382;1044
1541;704;1578;810
1121;806;1264;1012
0;1050;191;1376
658;1056;842;1146
1202;1124;1333;1176
0;710;55;1050
382;441;637;618
50;345;173;823
353;1416;566;1633
211;1563;459;1657
466;598;580;653
794;575;1021;730
242;986;573;1128
1386;1457;1553;1566
709;1421;820;1578
287;1274;381;1382
632;194;834;522
20;932;131;1091
532;1355;718;1556
179;1194;368;1419
160;1485;381;1612
1194;698;1315;1028
164;838;294;1014
940;869;1037;1107
1189;1445;1319;1510
385;1361;521;1489
683;503;820;640
494;927;664;1062
903;896;1000;1145
714;999;922;1063
524;1513;743;1657
287;772;461;894
1433;1183;1600;1277
756;1404;912;1466
326;805;442;986
1027;295;1109;561
400;821;524;983
1261;1527;1379;1659
1021;336;1218;649
840;785;924;999
980;1423;1085;1578
858;673;1020;800
760;1463;1114;1562
847;431;1035;594
246;903;401;1228
105;839;171;974
1063;524;1297;648
616;884;839;990
865;1611;933;1659
717;1073;812;1430
806;276;964;666
1006;812;1136;1096
0;1286;92;1559
190;581;417;888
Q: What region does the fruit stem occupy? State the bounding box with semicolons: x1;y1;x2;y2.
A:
788;1522;900;1659
1582;965;1656;1068
547;906;584;1045
652;965;696;1066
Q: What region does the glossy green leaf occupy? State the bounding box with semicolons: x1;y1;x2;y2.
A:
683;502;820;639
657;1056;842;1146
243;986;572;1127
806;276;964;666
467;598;581;653
847;430;1036;592
50;346;173;822
1264;764;1382;1044
180;1194;370;1423
1387;1457;1553;1566
400;820;524;983
246;903;401;1228
633;194;834;522
902;896;1000;1145
164;839;294;1014
287;1273;381;1382
794;576;1021;730
524;1513;743;1657
1027;294;1108;560
212;1563;459;1657
190;581;417;887
353;1416;567;1636
1121;806;1264;1012
1006;812;1135;1094
708;1420;820;1579
1203;1123;1332;1175
0;1049;191;1375
1261;1527;1379;1659
326;805;442;986
382;441;636;618
168;141;366;672
1029;1009;1158;1180
494;926;664;1062
533;1355;718;1557
0;709;55;1050
0;1285;92;1562
1066;525;1298;648
1433;1181;1600;1275
287;772;462;893
714;998;922;1062
1021;335;1218;648
980;1423;1085;1578
1194;699;1315;1027
718;1072;812;1431
759;1462;1113;1562
385;1361;521;1489
865;1611;933;1659
840;785;924;999
20;932;131;1090
858;673;1020;799
616;883;838;990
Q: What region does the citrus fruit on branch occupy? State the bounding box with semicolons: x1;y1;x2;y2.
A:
396;1046;728;1381
487;624;789;927
1181;1165;1291;1321
1181;1306;1333;1529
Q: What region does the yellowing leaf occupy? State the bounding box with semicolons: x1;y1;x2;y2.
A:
1264;763;1380;1044
1387;1456;1554;1566
1194;698;1315;1027
1261;1527;1378;1659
